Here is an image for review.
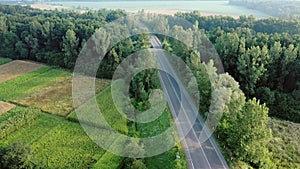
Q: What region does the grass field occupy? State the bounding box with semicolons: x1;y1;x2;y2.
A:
137;109;188;169
0;66;61;100
0;64;110;116
268;118;300;169
46;0;270;18
0;57;12;65
0;60;43;83
18;77;110;117
96;87;129;134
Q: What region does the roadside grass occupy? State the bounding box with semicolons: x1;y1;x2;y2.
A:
137;109;188;169
268;118;300;169
0;57;12;65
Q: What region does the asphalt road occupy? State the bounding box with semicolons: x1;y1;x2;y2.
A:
151;36;229;169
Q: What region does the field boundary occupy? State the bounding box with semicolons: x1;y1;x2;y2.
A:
0;60;44;83
0;101;15;116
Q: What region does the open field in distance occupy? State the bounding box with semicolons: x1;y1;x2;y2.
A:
33;1;270;18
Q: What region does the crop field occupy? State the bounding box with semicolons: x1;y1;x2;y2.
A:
0;62;186;168
0;64;110;116
18;77;110;117
0;107;107;168
0;60;43;83
31;121;107;168
0;107;63;147
0;107;43;143
0;101;15;116
47;0;270;18
0;66;62;100
0;78;127;168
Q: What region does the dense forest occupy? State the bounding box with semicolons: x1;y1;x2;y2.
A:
229;0;300;19
0;4;299;169
175;11;300;123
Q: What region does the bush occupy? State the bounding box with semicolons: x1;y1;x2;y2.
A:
0;143;39;169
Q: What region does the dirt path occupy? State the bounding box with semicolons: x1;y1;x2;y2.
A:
0;60;44;83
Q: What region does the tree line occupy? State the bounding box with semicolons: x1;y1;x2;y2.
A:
176;12;300;123
0;4;126;69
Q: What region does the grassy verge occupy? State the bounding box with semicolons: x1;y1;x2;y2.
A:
137;109;188;169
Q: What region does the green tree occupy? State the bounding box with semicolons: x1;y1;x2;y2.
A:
237;46;269;96
0;143;37;169
15;41;28;59
62;29;79;68
0;16;7;33
24;34;39;60
0;31;18;58
131;159;147;169
215;32;240;77
227;98;272;168
267;41;282;89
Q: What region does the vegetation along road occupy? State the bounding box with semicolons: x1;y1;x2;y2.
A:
151;36;229;169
